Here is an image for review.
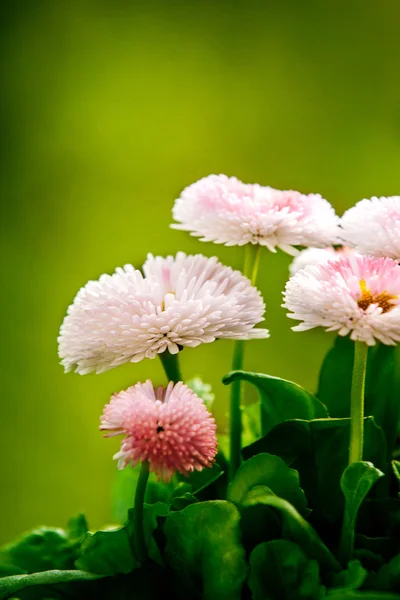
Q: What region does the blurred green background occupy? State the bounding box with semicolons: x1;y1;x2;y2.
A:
1;0;400;543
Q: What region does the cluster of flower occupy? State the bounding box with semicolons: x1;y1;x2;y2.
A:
58;174;400;479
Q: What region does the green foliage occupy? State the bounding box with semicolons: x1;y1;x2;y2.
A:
372;553;400;593
112;464;174;523
177;462;224;495
248;540;325;600
4;334;400;597
75;502;168;574
331;560;367;590
164;500;248;600
112;461;223;523
392;461;400;496
223;370;328;436
241;486;339;571
0;570;102;600
74;526;137;576
318;337;400;458
317;336;355;418
0;516;88;575
339;462;384;565
227;452;308;514
243;417;386;524
170;492;198;511
242;401;262;447
327;591;400;599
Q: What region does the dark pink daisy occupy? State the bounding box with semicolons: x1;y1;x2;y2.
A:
100;381;218;481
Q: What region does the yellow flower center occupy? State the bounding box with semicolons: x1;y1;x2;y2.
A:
357;279;397;313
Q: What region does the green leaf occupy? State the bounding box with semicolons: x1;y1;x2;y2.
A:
132;502;170;566
243;417;386;525
241;486;340;572
242;401;262;447
240;499;282;552
365;344;400;459
355;534;396;564
227;453;308;514
357;496;400;541
223;371;328;436
318;337;400;458
75;502;169;574
354;548;385;572
0;570;102;600
164;500;247;600
317;335;355;418
392;461;400;496
65;514;88;541
179;462;223;495
0;524;84;574
171;492;198;511
332;560;368;590
339;462;384;565
228;454;309;554
112;464;174;523
327;591;400;599
75;526;137;575
373;552;400;593
248;540;324;600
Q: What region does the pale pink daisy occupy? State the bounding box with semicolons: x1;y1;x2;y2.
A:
289;246;358;276
58;252;268;374
341;196;400;259
283;255;400;345
172;174;340;255
100;381;218;481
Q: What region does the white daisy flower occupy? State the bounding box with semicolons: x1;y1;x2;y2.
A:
341;196;400;259
172;174;340;255
58;252;268;374
289;246;358;276
283;255;400;345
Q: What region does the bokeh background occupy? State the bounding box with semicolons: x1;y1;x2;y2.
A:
1;0;400;544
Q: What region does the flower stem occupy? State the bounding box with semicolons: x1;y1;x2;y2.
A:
229;244;263;480
159;351;182;383
251;245;262;286
133;461;150;563
349;341;369;465
229;339;245;479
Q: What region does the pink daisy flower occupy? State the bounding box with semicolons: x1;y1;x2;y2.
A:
341;196;400;259
58;252;268;374
289;246;358;276
283;255;400;345
100;381;218;481
172;174;339;255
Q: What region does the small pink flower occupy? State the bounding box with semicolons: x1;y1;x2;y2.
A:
283;255;400;345
100;381;218;481
341;196;400;259
172;174;339;255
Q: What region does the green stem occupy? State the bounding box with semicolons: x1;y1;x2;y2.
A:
251;245;262;286
349;341;369;465
242;243;253;275
229;340;245;478
338;342;369;565
159;351;182;383
133;461;150;563
229;244;263;480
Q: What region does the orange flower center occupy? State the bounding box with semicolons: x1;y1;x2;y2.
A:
357;279;397;313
